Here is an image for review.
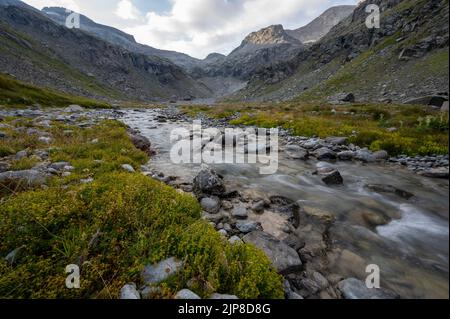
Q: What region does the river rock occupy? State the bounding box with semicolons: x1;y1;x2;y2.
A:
128;131;153;155
325;137;348;145
242;231;302;274
251;200;266;214
236;221;261;234
373;150;389;161
231;205;248;219
120;283;141;299
337;278;400;299
285;145;309;160
193;168;226;197
315;147;337;161
365;184;414;199
174;289;201;300
141;257;183;285
321;170;344;185
337;151;354;161
420;167;449;178
0;170;47;188
200;197;221;214
354;150;376;163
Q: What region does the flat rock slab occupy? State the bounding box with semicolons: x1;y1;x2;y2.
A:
338;278;400;299
242;231;302;274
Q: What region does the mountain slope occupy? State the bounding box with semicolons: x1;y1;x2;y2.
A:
0;3;210;101
286;5;356;43
231;0;449;103
41;6;202;71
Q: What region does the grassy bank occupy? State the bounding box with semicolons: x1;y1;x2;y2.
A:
0;118;283;299
181;102;449;156
0;73;111;109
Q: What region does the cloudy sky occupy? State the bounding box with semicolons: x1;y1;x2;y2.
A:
22;0;358;59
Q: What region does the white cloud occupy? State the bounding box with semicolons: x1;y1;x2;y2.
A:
115;0;140;20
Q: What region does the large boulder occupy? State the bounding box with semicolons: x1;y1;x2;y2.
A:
141;257;183;285
242;231;302;274
329;92;355;104
338;278;399;299
193;168;226;197
128;131;153;155
0;170;47;189
404;95;448;108
314;147;337;161
285;144;309;160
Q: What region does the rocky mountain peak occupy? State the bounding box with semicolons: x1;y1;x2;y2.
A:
243;24;300;46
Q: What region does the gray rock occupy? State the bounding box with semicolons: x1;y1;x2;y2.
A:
321;170;343;185
80;177;94;184
65;105;84;113
49;162;70;171
251;200;266;214
141;257;183;285
329;92;355;103
200;197;221;214
38;136;52;144
285;145;309;160
373;150;389;161
202;211;224;224
312;271;329;289
174;289;201;300
365;184;414;199
231;206;248;219
404;95;448;108
325;137;348;145
338;278;399;299
218;229;228;236
210;293;239;299
121;164;135;172
128;132;153;155
236;221;261;234
0;170;47;188
242;231;302;274
193;168;226;196
120;283;141;299
15;150;28;160
337;150;354;161
228;236;243;244
315;147;337;160
441;101;449;112
354;150;375;163
420;167;449;179
5;246;25;265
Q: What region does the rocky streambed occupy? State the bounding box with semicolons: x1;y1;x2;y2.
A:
121;106;449;299
1;105;449;299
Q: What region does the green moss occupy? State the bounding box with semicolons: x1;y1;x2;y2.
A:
0;119;284;299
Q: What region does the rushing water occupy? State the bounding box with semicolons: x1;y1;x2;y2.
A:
122;109;449;299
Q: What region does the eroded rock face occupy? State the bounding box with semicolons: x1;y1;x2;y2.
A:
337;278;400;299
242;231;302;274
